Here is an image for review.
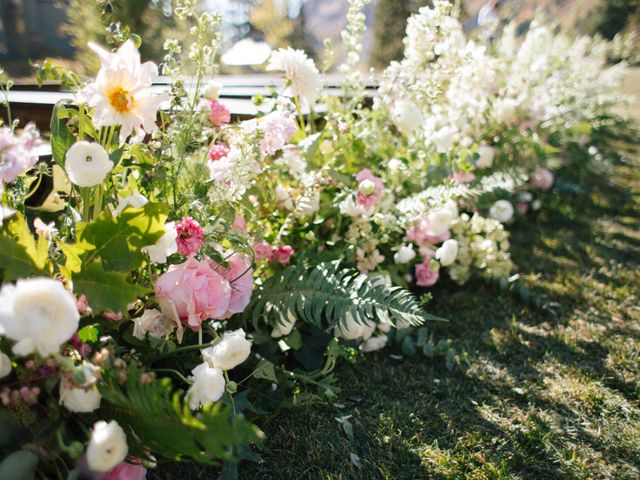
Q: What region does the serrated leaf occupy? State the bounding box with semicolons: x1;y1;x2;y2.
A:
77;203;167;272
77;325;99;343
73;262;148;313
50;102;75;166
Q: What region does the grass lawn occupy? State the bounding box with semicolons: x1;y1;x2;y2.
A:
156;82;640;480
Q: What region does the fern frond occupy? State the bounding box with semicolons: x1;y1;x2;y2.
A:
247;261;443;330
98;366;263;465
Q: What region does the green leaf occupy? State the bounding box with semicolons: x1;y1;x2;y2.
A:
77;325;99;343
77;203;167;272
50;102;75;166
253;359;277;382
401;336;417;356
73;262;148;313
0;214;47;280
0;450;38;480
284;329;303;350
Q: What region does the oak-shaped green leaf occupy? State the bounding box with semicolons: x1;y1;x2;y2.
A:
77;203;167;272
73;262;149;313
0;214;47;280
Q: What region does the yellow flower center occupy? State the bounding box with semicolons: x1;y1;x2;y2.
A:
108;87;132;113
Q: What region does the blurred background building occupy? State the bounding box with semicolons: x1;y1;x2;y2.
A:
0;0;638;78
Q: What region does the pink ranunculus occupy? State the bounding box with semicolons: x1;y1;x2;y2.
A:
516;202;529;215
208;143;230;162
354;169;384;210
155;256;231;331
406;216;450;246
253;241;273;261
204;99;231;127
452;171;476;184
105;458;146;480
175;216;205;256
272;245;294;265
217;254;253;318
530;166;554;191
231;215;247;233
415;261;439;287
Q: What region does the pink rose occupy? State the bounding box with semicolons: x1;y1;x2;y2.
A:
204;100;231;127
272;245;294;265
217;254;253;318
155;256;231;331
253;241;273;261
208;143;230;162
415;261;439;287
355;169;384;210
176;216;205;256
231;215;247;233
452;171;476;184
105;458;146;480
530;166;553;191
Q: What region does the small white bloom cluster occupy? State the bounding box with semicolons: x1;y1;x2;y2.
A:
448;213;512;285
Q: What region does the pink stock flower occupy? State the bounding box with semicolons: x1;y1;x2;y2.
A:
272;245;294;265
355;169;384;210
217;254;254;318
204;99;231;127
0;124;41;183
253;241;273;261
105;458;146;480
452;171;476;184
175;217;205;256
231;215;247;233
530;166;554;191
208;143;230;162
415;261;439;287
155;256;231;331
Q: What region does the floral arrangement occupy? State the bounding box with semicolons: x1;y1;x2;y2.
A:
0;0;634;478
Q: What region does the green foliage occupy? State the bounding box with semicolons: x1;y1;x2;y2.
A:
72;262;148;314
99;366;264;465
50;102;76;167
247;261;442;330
0;450;38;480
0;214;48;281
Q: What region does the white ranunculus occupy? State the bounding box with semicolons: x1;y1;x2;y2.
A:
394;245;416;264
86;420;128;472
392;100;423;137
202;329;252;371
271;310;297;338
64;142;114;188
425;208;453;237
0;278;79;357
360;334;388;353
436;239;459;267
59;362;101;413
477;145;496;169
334;312;375;341
187;363;225;409
202;80;222;100
113;192;148;216
489;200;515;223
132;308;174;340
142;222;178;264
0;351;11;378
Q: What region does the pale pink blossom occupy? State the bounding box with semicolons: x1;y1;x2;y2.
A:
208;143;230;162
216;254;253;318
355;169;384;210
175;217;204;256
272;245;294;265
253;241;273;261
415;261;439;287
259;110;297;156
530;166;554;191
516;202;529;215
104;458;146;480
104;311;123;321
204;99;231;127
231;215;247;233
406;216;451;246
0;124;41;183
452;171;476;184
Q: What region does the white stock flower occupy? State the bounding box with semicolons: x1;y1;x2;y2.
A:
436;239;459;266
294;191;320;219
59;362;101;413
394;245;416;264
142;222;178;264
392;100;423;136
360;334;388;353
266;48;322;105
280;148;307;177
334;312;375;341
113;192;148;216
0;278;79;357
86;420;128;472
187;363;225;409
489;200;515;223
202;329;252;371
477;145;496;169
202;80;222;100
275;184;294;210
132;308;174;340
64;142;113;187
80;40;167;142
0;351;11;378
